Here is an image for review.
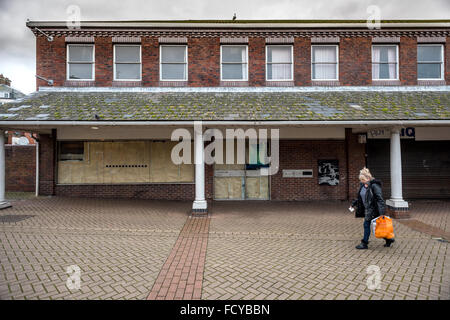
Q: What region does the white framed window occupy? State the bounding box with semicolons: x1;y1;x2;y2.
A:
417;44;444;80
221;45;248;81
160;45;188;81
311;45;339;80
266;45;293;81
372;45;399;80
67;44;95;80
114;45;141;81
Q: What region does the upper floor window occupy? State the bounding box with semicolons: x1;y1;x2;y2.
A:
114;45;141;81
160;45;188;81
372;45;398;80
67;44;94;80
266;45;293;81
311;45;338;80
221;45;248;81
417;44;444;80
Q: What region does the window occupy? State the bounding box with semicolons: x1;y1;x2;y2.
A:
67;44;94;80
266;45;293;81
311;45;338;80
160;45;188;81
114;45;141;80
221;45;248;81
59;142;84;161
417;44;444;80
372;45;398;80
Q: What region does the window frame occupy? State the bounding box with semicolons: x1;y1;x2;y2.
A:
113;44;142;81
66;44;95;81
220;45;249;81
265;44;294;81
311;45;339;81
371;44;399;81
417;44;444;80
159;44;188;81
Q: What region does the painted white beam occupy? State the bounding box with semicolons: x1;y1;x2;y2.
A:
0;132;12;209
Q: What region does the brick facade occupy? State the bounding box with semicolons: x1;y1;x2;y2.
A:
55;184;194;200
345;129;367;199
35;34;448;90
38;132;56;196
270;140;348;201
5;145;36;192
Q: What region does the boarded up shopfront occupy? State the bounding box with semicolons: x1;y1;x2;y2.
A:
213;140;269;200
57;141;194;184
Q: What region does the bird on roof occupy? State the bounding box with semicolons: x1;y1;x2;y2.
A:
94;114;100;120
232;13;236;21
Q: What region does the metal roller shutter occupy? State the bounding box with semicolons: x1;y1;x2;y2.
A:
367;140;450;199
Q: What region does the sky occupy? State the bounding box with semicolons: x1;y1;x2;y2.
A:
0;0;449;94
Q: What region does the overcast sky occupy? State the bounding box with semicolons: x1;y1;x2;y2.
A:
0;0;449;94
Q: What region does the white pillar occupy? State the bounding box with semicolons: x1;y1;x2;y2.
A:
192;123;207;213
0;132;12;209
386;127;408;209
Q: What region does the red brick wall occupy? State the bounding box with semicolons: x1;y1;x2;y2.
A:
446;37;450;84
270;140;348;201
36;35;66;89
340;37;372;86
248;37;266;86
55;184;194;200
142;37;159;86
95;37;113;86
36;35;450;88
399;37;418;85
38;132;56;196
188;37;220;86
345;129;367;199
294;37;311;86
5;145;36;192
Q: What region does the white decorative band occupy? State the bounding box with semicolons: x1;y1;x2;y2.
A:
220;37;248;44
265;37;294;44
417;36;446;43
65;36;94;43
372;37;400;43
158;37;188;43
311;37;340;43
112;36;141;43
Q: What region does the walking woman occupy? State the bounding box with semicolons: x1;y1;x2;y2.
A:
351;167;395;249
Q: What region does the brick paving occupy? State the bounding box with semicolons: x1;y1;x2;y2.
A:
0;196;449;300
147;216;210;300
203;201;450;300
0;197;188;300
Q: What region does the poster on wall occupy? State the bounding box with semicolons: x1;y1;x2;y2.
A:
318;160;339;186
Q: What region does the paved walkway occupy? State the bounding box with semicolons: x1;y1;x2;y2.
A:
0;195;449;300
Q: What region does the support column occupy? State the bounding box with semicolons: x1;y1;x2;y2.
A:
192;123;207;215
386;127;409;219
0;132;12;209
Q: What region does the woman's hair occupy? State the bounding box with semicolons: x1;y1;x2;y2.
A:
359;167;373;181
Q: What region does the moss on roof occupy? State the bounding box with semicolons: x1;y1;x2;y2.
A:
0;90;449;121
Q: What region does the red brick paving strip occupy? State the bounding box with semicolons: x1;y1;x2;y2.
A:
397;219;450;240
147;216;210;300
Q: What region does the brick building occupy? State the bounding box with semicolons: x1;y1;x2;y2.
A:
1;20;450;216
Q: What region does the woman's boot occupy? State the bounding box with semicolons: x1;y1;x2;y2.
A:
356;239;368;249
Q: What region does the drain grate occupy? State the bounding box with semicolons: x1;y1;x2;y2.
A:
0;215;35;223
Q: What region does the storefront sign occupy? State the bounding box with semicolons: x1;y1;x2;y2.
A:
367;127;415;139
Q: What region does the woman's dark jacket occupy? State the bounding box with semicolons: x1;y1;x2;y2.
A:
352;179;386;221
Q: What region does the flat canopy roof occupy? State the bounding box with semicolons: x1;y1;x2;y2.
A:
1;87;449;124
26;19;450;29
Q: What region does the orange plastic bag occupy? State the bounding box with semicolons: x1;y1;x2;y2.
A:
374;216;395;239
